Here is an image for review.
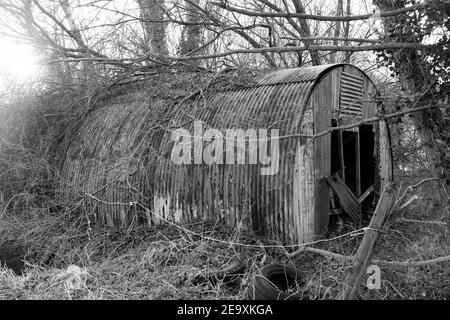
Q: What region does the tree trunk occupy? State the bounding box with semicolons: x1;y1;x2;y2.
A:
331;0;343;63
291;0;321;65
343;0;351;63
180;0;202;56
59;0;97;88
373;0;446;179
137;0;168;56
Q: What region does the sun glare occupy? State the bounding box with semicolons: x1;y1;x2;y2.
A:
0;39;39;80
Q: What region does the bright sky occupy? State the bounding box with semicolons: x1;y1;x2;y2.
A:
0;0;439;92
0;39;40;83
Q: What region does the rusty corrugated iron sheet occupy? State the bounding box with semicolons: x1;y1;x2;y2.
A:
256;64;338;85
60;63;375;244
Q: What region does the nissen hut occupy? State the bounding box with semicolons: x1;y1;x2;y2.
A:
61;63;393;244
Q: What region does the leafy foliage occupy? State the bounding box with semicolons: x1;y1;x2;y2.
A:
375;0;449;182
377;0;450;92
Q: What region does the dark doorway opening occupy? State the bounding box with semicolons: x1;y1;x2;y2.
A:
330;120;358;194
329;121;377;229
330;119;340;176
330;123;376;197
359;124;376;192
342;130;358;194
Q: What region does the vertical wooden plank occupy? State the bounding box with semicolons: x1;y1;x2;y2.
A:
355;128;361;197
293;107;315;243
338;130;345;181
342;183;397;299
379;119;394;190
310;71;336;239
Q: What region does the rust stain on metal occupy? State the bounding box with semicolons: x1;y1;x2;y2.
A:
60;63;389;244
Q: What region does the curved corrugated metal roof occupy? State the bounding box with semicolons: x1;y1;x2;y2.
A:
60;63;370;243
255;63;340;85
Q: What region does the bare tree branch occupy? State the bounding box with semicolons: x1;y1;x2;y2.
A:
169;42;432;61
212;1;427;22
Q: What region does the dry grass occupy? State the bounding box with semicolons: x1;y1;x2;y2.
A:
0;207;268;300
0;172;448;300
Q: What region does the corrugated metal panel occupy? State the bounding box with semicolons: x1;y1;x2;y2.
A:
256;64;338;85
60;64;378;244
310;70;337;237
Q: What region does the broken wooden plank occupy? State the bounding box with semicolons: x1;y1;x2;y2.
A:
338;130;345;181
342;182;397;299
328;178;359;223
355;129;361;197
327;175;361;224
358;184;374;203
335;174;360;205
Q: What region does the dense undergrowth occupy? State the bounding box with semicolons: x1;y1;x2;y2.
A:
0;171;448;300
0;71;448;300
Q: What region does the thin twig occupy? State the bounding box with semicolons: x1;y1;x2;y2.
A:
394;177;440;207
394;217;446;226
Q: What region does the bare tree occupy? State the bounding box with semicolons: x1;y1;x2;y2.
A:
343;0;351;62
58;0;97;87
137;0;168;55
291;0;320;65
0;0;441;86
179;0;202;56
330;0;343;63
